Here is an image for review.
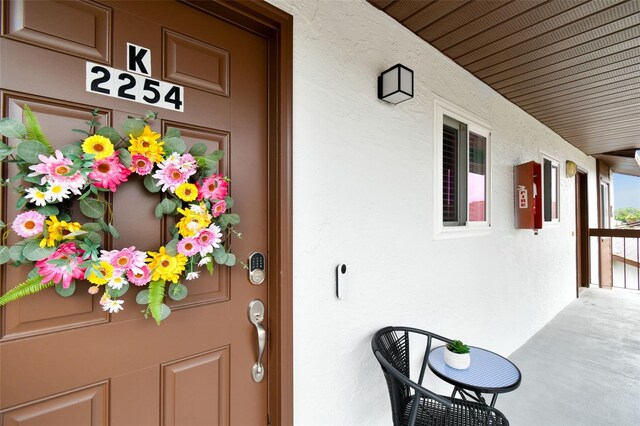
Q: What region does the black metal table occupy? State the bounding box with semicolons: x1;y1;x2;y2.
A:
427;345;521;407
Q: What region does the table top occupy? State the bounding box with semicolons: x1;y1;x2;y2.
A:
427;346;521;394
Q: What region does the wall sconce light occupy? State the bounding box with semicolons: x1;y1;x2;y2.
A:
566;160;577;178
378;64;413;104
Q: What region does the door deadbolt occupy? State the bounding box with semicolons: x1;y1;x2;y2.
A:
248;252;265;285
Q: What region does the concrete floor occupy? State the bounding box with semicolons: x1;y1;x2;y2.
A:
498;287;640;426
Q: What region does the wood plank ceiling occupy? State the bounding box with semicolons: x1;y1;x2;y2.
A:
368;0;640;175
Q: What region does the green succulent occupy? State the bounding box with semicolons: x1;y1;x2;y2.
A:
446;339;470;354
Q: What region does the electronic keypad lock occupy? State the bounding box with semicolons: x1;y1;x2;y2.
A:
248;252;265;285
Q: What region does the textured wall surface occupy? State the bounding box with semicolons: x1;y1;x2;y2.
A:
266;1;599;424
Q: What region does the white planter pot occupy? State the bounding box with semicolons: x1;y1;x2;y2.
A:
444;348;470;369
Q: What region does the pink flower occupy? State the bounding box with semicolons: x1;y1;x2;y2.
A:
211;200;226;218
127;264;151;286
152;154;197;192
177;237;201;256
35;242;86;289
28;150;86;194
131;154;154;175
88;153;131;192
196;225;222;256
100;246;146;275
197;175;228;201
12;211;46;238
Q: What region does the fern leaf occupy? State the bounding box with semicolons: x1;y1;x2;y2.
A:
0;275;52;306
148;279;166;325
23;105;54;154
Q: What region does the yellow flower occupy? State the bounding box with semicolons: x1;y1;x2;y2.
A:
40;216;82;247
175;183;198;202
87;261;114;285
146;247;187;283
81;135;114;159
176;205;211;237
128;126;165;163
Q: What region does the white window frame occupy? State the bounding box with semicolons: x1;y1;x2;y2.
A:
542;154;560;225
434;98;491;239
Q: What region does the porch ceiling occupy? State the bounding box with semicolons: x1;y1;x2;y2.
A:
368;0;640;176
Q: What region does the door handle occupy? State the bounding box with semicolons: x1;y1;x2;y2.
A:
248;299;266;383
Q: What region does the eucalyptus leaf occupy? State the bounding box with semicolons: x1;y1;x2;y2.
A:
225;213;240;225
154;203;164;219
213;251;228;265
122;118;145;137
55;281;76;297
79;198;105;218
159;303;172;321
189;142;208;156
165;239;178;256
0;246;10;264
144;175;161;193
0;117;27;139
224;253;236;266
161;198;176;214
168;283;188;301
15;196;27;210
9;244;25;262
96;126;122;144
16;140;49;163
118;149;132;168
98;218;110;231
224;196;234;209
163;137;186;154
108;224;120;239
165;127;181;138
207;150;224;162
84;231;102;244
23;175;43;184
82;223;103;232
136;289;150;304
23;239;55;261
36;205;59;216
60;144;83;157
107;283;129;298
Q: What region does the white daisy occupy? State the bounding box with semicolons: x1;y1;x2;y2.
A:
24;187;48;206
189;204;204;214
186;271;200;281
101;298;124;313
44;182;71;203
198;257;211;267
107;275;128;290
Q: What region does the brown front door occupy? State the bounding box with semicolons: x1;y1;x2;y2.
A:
575;171;589;295
1;1;269;424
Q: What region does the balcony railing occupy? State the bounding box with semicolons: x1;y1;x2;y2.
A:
590;228;640;291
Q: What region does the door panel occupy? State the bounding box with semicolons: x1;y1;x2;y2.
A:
1;1;268;424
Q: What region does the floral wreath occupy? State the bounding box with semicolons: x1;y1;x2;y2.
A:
0;107;240;324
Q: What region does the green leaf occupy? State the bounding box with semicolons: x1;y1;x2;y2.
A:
168;283;188;301
108;224;120;239
122;118;145;137
79;198;105;218
9;244;25;262
224;196;234;209
60;144;83;157
148;280;166;325
163;137;186;154
136;289;150;305
206;258;214;275
16;140;49;163
144;175;161;193
224;253;236;266
0;275;53;306
165;127;181;138
0;117;27;139
96;126;122;145
165;239;178;256
23;239;55;261
159;304;171;322
55;281;76;297
24;105;54;153
207;150;224;162
106;283;129;298
16;196;27;210
36;205;59;216
83;231;102;244
23;175;43;184
189;142;208;156
213;251;228;265
0;246;10;264
82;223;103;232
154;203;164;219
98;218;110;231
118;149;132;168
161;198;176;214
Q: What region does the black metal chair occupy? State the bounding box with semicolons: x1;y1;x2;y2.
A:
371;326;510;426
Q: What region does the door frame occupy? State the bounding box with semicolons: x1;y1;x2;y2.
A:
183;1;293;424
575;170;589;296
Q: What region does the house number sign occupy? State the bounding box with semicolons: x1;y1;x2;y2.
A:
86;43;184;112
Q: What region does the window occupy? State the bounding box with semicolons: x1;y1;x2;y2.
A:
543;158;559;222
435;99;491;237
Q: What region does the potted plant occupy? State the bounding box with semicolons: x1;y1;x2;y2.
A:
444;340;470;369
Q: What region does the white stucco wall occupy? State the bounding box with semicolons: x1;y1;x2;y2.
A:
266;1;599;424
